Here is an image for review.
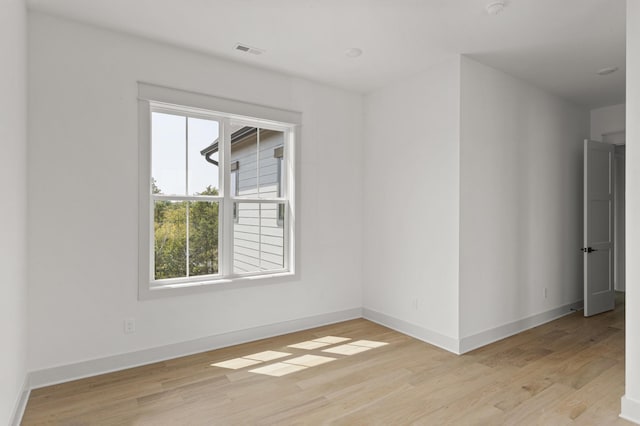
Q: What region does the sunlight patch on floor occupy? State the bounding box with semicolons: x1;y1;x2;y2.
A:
210;357;262;369
249;362;308;377
244;350;291;361
287;336;352;350
285;354;335;367
314;336;352;344
249;354;336;376
211;350;291;370
287;340;331;350
351;340;389;348
322;344;372;356
212;337;389;376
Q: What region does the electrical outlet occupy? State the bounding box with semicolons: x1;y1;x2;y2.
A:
124;318;136;334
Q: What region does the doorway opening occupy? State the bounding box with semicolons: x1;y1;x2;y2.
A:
603;131;625;311
583;131;625;316
603;132;626;297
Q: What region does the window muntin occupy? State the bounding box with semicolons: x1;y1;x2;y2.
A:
148;104;293;288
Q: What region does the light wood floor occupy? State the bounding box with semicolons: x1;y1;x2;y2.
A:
23;296;629;425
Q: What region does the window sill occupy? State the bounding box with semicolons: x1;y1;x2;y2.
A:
139;271;297;300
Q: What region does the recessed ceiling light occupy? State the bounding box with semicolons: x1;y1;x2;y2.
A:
486;1;506;15
597;66;619;76
345;48;363;58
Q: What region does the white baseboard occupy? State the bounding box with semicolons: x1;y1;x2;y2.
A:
11;375;31;426
621;395;640;424
29;308;362;389
458;301;583;354
362;301;583;356
362;308;461;354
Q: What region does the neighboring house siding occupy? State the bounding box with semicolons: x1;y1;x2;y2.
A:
232;130;284;273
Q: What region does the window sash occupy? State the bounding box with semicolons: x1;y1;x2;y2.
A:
151;197;223;285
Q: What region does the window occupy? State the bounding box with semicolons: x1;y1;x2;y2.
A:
138;84;298;297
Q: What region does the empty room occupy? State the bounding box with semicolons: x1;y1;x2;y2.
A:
3;0;640;424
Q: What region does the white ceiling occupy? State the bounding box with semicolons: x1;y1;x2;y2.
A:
27;0;626;109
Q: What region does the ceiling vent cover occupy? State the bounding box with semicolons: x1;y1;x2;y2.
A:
597;67;619;76
234;43;265;55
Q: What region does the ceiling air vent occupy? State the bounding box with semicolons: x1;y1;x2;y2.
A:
597;67;619;76
234;43;265;55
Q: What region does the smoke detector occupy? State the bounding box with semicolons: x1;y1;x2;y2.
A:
486;1;507;15
234;43;265;55
597;66;619;76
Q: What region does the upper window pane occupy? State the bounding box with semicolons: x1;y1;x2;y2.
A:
230;126;286;199
188;117;220;196
151;113;220;197
152;112;186;195
258;130;285;198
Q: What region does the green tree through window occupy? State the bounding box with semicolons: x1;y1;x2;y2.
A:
154;183;219;280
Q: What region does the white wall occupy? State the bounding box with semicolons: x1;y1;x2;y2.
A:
459;57;589;343
362;56;589;353
0;0;28;423
590;103;625;141
362;57;461;350
28;13;364;373
622;1;640;422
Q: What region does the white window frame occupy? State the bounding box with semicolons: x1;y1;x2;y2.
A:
138;83;300;300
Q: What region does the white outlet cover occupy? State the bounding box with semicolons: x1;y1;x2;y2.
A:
124;319;136;334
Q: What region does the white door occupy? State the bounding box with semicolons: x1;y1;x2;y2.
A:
583;139;615;317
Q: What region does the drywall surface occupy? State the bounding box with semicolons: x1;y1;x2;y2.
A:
459;57;589;340
363;57;461;343
590;103;625;141
623;0;640;419
28;12;364;371
0;0;28;423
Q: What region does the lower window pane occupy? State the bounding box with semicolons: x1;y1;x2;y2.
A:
154;200;187;279
234;202;285;274
189;201;220;276
259;202;285;271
